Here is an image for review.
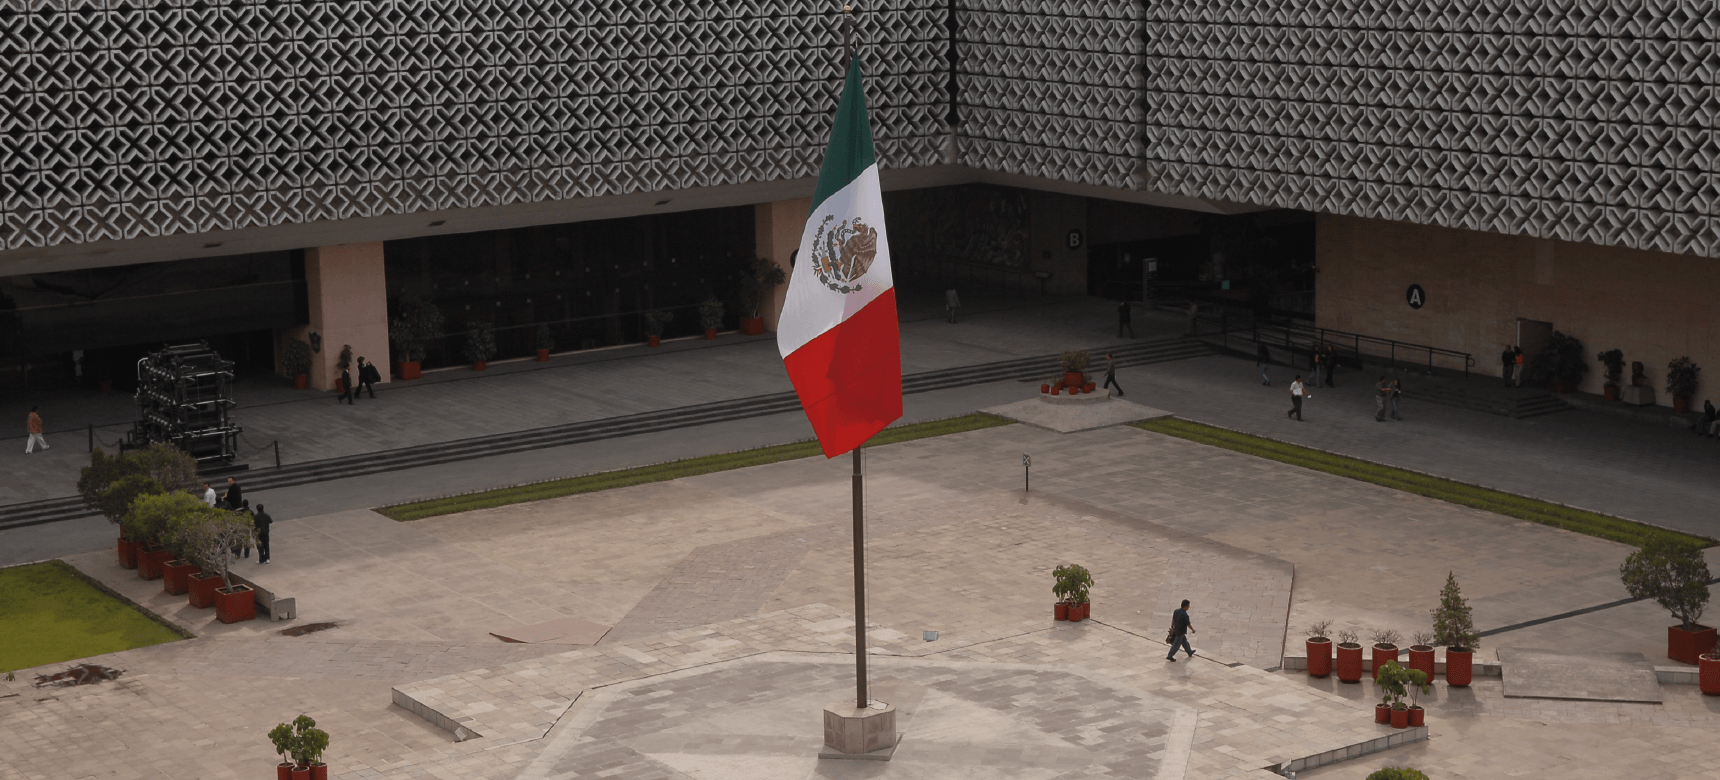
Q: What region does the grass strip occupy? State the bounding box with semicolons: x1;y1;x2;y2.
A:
1133;417;1712;549
378;413;1015;522
0;560;187;673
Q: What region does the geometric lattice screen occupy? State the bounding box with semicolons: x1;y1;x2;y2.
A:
0;0;949;252
1143;0;1720;258
957;0;1145;191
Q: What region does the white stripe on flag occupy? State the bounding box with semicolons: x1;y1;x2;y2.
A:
775;163;893;358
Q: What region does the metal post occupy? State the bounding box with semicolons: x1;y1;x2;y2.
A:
851;446;868;708
1023;453;1031;492
274;440;281;470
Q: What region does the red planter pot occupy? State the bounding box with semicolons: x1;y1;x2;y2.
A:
648;336;661;347
310;763;328;780
1604;385;1619;401
1083;382;1096;393
704;328;717;340
1407;646;1436;686
1335;644;1364;683
1051;387;1061;395
1668;624;1718;665
216;584;256;623
1371;644;1398;680
1408;706;1425;727
291;766;310;780
1446;648;1474;687
117;537;139;569
162;560;200;596
1701;655;1720;695
188;572;223;609
1068;602;1089;622
1390;707;1408;729
1374;703;1389;724
1306;638;1333;678
136;546;171;581
396;361;421;380
1064;372;1084;388
1041;384;1050;394
1054;602;1069;621
739;317;766;336
536;349;550;361
293;374;309;390
472;360;487;371
277;762;295;780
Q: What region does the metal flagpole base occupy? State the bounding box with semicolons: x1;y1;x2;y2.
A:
819;701;899;760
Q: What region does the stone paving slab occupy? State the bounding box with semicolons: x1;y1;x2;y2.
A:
983;393;1173;432
490;616;611;645
1498;647;1664;703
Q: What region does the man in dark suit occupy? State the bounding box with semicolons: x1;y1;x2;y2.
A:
356;357;380;399
253;504;273;564
336;366;355;404
1117;300;1134;338
223;476;243;510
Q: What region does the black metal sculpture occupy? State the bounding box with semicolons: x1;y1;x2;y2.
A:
127;341;241;468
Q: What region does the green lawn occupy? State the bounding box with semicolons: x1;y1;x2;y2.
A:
1133;417;1713;549
378;412;1017;522
0;561;186;673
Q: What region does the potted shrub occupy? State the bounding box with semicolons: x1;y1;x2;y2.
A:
184;509;257;621
463;322;495;370
534;323;555;361
1059;350;1090;389
1525;330;1586;392
1703;646;1720;695
735;256;785;335
79;449;148;567
1666;356;1701;413
644;310;674;347
118;483;181;581
1406;631;1436;689
1052;564;1093;622
1597;349;1625;401
282;337;312;389
1305;620;1334;678
1620;533;1714;664
388;297;444;380
144;494;224;596
1335;628;1364;683
1404;664;1431;727
269;722;297;780
1369;628;1401;680
291;714;331;780
699;297;724;339
1433;572;1479;686
1375;660;1406;726
105;478;162;571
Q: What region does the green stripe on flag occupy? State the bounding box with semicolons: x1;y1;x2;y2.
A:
808;55;877;214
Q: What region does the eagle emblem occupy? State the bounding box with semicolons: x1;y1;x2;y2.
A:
810;214;879;294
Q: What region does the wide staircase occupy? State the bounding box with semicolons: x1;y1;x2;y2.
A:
1;336;1213;532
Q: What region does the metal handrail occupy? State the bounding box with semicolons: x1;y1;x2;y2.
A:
1193;310;1476;378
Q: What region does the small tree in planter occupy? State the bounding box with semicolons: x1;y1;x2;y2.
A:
1597;349;1625;400
1620;534;1713;664
135;441;200;495
1335;628;1364;683
389;297;445;378
269;721;297;778
1375;660;1430;728
186;510;258;622
1406;630;1437;688
643;310;674;346
1432;572;1480;686
1666;356;1701;413
1305;620;1334;678
136;493;225;595
463;322;496;369
111;478;170;579
699;297;725;338
1058;350;1091;389
1527;330;1586;392
282;338;313;388
292;714;331;779
1368;628;1402;680
734;256;786;333
534;323;555;360
1051;563;1093;621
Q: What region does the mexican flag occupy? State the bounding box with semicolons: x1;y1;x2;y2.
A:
777;55;902;458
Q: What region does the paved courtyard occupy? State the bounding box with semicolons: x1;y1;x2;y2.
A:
6;419;1717;780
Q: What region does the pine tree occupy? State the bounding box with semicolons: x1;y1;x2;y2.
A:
1431;571;1479;650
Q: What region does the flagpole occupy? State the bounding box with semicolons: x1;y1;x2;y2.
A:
837;2;870;712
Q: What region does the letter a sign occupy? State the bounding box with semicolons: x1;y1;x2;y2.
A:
1406;284;1426;309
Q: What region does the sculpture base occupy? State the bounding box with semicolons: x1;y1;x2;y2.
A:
821;701;898;760
1621;385;1656;406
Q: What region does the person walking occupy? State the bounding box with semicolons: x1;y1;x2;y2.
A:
356;357;380;399
1374;376;1391;422
223;476;244;510
1165;599;1197;662
24;406;48;453
1117;300;1135;339
1102;353;1125;397
1184;301;1199;336
945;289;961;323
1500;345;1515;387
336;365;356;404
1390;378;1404;420
1257;343;1272;386
254;504;273;564
1324;345;1338;387
1288;374;1308;421
1512;347;1525;387
201;482;218;506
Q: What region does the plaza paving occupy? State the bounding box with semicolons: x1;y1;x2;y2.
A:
6;419;1718;780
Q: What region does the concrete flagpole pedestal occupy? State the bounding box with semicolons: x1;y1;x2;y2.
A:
819;700;900;760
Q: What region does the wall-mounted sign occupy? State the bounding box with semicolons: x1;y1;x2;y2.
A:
1406;283;1426;309
1066;229;1083;249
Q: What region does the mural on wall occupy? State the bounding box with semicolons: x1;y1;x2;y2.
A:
883;185;1032;269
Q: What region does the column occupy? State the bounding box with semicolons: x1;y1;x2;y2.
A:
754;198;809;331
283;242;390;391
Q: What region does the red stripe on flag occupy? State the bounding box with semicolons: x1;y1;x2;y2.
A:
782;288;903;458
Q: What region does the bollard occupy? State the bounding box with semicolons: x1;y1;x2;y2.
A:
274;440;281;470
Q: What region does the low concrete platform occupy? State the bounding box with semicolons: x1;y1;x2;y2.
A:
984;393;1173;433
1498;647;1664;703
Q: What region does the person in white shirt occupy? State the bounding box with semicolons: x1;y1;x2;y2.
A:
1287;375;1308;421
201;482;218;506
